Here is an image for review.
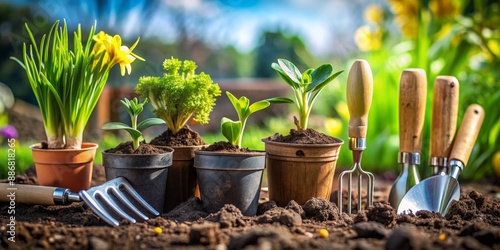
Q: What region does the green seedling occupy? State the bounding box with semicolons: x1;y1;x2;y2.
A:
268;58;344;130
222;91;270;148
102;97;165;150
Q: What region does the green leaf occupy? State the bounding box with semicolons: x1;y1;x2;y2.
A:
272;69;300;89
137;118;165;131
276;58;302;84
102;122;142;139
266;97;294;104
307;64;333;91
221;117;241;146
309;70;344;93
249;100;270;113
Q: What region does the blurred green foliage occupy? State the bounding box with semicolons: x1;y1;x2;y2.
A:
339;0;500;180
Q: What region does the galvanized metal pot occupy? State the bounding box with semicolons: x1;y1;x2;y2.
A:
262;138;343;207
194;150;265;216
102;146;174;212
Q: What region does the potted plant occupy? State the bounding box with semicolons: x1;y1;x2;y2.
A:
101;97;173;212
136;57;221;212
263;58;345;206
194;91;270;216
11;20;143;191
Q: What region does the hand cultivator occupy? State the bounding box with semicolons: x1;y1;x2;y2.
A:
0;177;158;226
338;59;375;214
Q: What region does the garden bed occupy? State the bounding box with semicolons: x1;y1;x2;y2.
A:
1;165;499;250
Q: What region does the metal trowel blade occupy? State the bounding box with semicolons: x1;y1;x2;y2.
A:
396;175;460;216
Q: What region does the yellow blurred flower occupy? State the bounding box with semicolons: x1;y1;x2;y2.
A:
429;0;460;19
364;4;385;25
336;102;350;121
324;118;343;137
354;25;382;52
92;31;145;76
387;0;420;38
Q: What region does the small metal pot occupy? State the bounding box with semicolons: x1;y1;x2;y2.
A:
102;146;174;212
194;150;265;216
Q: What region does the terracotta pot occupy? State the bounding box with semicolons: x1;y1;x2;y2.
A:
31;142;98;192
163;145;204;213
262;138;344;207
194;150;265;216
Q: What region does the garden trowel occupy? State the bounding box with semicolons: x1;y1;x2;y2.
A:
0;177;159;226
397;104;484;216
388;69;427;208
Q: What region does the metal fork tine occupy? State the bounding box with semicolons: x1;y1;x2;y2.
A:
348;172;352;214
80;191;120;227
109;187;149;221
99;189;137;224
118;181;159;216
358;171;362;212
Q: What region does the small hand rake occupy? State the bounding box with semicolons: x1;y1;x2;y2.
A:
0;177;158;226
338;60;375;214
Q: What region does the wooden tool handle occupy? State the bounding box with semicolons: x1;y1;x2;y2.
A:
449;104;484;166
0;183;57;205
430;76;459;158
346;59;373;138
399;69;427;153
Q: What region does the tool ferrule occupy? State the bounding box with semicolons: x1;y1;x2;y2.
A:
448;160;464;179
53;188;70;205
398;152;420;165
430;157;448;167
349;138;366;151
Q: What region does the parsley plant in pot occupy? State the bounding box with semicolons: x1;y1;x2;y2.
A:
194;91;270;216
101;97;173;212
11;20;143;191
263;58;345;206
136;58;221;212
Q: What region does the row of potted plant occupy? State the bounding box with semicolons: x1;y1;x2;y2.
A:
13;20;345;215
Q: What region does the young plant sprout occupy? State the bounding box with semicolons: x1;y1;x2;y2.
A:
268;58;344;131
102;97;165;150
136;58;221;134
221;91;270;148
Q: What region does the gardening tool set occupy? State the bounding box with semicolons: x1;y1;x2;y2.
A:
398;104;484;215
0;177;159;226
389;72;484;216
338;59;375;214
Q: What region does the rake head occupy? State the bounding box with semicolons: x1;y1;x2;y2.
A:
79;177;159;227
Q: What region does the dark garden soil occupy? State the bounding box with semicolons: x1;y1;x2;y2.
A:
150;126;206;147
201;141;256;153
1;165;500;250
266;129;343;144
103;141;172;155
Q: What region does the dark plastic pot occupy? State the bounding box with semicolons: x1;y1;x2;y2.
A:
102;146;174;212
194;150;265;216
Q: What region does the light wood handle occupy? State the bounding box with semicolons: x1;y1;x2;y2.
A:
430;76;459;158
0;183;57;205
346;59;373;138
399;69;427;153
449;104;484;166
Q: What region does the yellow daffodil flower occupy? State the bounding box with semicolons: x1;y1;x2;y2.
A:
91;31;145;76
354;25;382;51
387;0;420;39
364;4;385;25
429;0;460;19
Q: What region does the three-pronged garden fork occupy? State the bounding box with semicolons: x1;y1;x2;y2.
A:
338;59;375;214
